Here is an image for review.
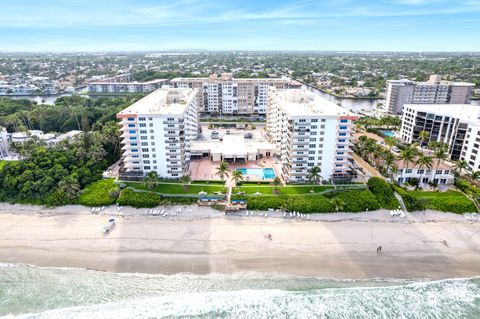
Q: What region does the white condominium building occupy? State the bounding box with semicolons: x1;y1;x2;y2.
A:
88;79;168;94
171;73;302;115
266;88;358;182
117;88;198;178
386;75;474;115
400;103;480;171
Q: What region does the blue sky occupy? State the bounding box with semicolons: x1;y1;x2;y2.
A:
1;0;480;52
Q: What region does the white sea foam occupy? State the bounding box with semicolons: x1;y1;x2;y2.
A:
4;278;480;319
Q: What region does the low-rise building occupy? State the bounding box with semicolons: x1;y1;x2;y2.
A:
87;79;168;94
392;159;454;185
266;88;358;182
116;88;198;178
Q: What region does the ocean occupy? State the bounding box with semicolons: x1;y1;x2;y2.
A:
0;263;479;319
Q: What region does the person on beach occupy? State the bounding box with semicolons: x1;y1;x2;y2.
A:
377;246;382;253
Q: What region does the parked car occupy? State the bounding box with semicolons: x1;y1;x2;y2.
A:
392;147;400;153
211;135;219;139
226;130;231;135
244;133;253;139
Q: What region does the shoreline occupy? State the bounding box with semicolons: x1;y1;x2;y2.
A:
1;203;479;280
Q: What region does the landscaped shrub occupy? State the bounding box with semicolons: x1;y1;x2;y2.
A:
392;185;425;211
78;179;119;207
162;196;198;205
367;177;398;209
117;189;162;208
332;190;381;212
283;196;334;213
428;197;477;213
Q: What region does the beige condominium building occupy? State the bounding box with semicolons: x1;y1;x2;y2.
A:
266;88;358;183
386;75;474;115
171;73;302;115
117;88;198;179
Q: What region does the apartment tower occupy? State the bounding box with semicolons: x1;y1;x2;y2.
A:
266;88;358;183
117;88;198;178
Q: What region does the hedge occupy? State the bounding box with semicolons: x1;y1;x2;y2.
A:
391;185;425;212
117;189;162;208
245;195;335;213
428;197;477;214
330;190;381;212
367;177;399;209
78;179;119;207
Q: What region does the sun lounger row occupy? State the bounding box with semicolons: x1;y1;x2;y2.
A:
464;213;479;221
286;211;310;219
91;206;105;214
390;210;406;218
145;209;168;217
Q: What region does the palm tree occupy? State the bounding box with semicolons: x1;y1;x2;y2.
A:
308;166;321;191
181;174;191;192
416;155;433;186
418;130;430;147
143;171;160;190
231;170;244;185
470;171;480;182
215;161;230;183
384;136;396;151
57;174;81;200
383;152;396;179
432;147;448;185
398;145;417;182
330;197;346;212
452;160;468;177
272;177;281;194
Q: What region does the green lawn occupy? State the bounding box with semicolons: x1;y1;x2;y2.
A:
126;182;226;195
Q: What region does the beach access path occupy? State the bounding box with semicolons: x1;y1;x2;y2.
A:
0;203;479;279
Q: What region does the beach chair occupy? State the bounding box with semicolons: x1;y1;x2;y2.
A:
283;212;287;218
91;207;95;213
265;212;268;218
307;215;310;219
465;214;472;221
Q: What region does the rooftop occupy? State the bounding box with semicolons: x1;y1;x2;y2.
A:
270;89;357;118
404;104;480;123
117;88;197;116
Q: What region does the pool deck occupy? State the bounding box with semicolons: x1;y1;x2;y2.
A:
189;158;282;182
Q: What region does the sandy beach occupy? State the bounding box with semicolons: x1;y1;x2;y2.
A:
0;203;480;279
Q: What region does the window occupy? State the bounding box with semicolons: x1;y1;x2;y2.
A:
435;170;442;174
340;119;348;123
308;157;315;161
141;148;149;152
139;117;145;121
418;169;424;174
141;142;148;146
131;149;138;152
140;136;147;140
311;119;318;123
131;143;137;146
339;126;347;130
140;130;147;134
139;123;146;127
143;160;150;164
128;124;135;127
128;130;136;134
444;170;450;174
339;133;347;136
144;166;151;170
127;117;135;121
309;144;315;148
142;154;149;158
338;146;345;149
337;152;344;155
129;137;137;140
338;139;346;143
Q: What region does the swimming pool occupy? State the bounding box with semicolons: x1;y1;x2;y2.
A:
236;168;276;179
381;130;396;137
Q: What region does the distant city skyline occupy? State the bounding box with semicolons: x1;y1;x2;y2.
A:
1;0;480;52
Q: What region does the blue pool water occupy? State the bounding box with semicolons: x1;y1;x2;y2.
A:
237;168;276;179
381;130;396;137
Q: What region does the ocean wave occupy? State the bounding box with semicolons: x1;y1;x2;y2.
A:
4;278;480;319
